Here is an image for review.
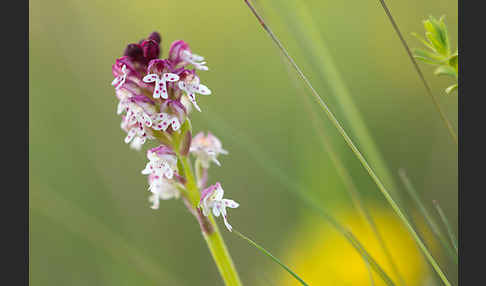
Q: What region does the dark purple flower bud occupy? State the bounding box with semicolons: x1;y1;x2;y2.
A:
142;39;160;62
148;31;161;44
124;43;144;63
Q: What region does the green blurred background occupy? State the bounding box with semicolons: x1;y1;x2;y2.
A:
30;0;457;285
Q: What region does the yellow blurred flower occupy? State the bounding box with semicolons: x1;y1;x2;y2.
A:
278;207;431;286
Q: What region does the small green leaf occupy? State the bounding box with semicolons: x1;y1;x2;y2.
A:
426;31;447;56
413;49;446;65
180;117;192;135
434;65;457;79
438;15;450;54
411;32;436;52
430;16;448;51
179;130;192;156
449;52;458;73
423;18;436;34
423;16;449;56
172;118;192;151
176;157;185;177
445;84;458;94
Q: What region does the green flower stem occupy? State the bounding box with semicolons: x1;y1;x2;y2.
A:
179;155;201;207
153;129;242;286
179;154;243;286
203;215;243;286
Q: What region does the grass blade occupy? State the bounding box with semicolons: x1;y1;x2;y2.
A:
377;0;457;145
242;1;450;285
233;230;309;286
399;169;458;264
433;200;458;254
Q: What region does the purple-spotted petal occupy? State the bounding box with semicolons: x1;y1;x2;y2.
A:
164;73;180;82
223;199;239;208
171;117;181;131
125;128;137;143
200;184;218;202
197;84;211;95
187;93;201;112
143;74;158;83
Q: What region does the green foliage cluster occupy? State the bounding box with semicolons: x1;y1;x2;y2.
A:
412;16;458;94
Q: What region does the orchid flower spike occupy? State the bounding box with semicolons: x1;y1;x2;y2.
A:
199;183;239;231
190;132;228;168
111;33;222;214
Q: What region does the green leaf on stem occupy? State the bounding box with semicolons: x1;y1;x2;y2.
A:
434;65;457;79
445;84;458;94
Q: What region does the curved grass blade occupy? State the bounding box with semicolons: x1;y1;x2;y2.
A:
399;169;458;264
376;0;457;145
242;1;450;285
233;230;309;286
433;200;458;254
201;110;396;286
